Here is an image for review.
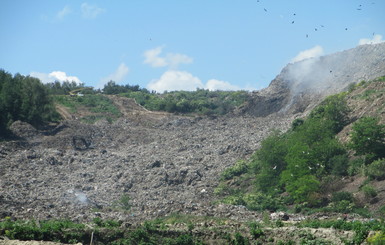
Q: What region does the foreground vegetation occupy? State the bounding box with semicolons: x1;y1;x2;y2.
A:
216;77;385;218
1;216;385;244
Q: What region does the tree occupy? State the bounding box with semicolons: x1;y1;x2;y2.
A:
0;70;59;136
285;175;320;204
349;117;385;160
309;93;350;133
254;131;288;193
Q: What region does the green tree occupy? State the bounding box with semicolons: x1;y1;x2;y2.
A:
0;70;59;136
285;175;320;204
308;93;349;133
349;117;385;160
254;131;288;193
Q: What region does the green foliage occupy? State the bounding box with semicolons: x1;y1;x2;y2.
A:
102;80;147;95
221;160;249;180
93;217;121;228
347;157;366;176
366;158;385;180
218;90;351;206
232;232;249;245
45;81;86;95
331;191;354;203
361;184;378;199
249;222;264;239
308;93;349;133
253;131;288;193
284;175;320;204
0;70;60;135
367;231;385;244
54;94;122;123
113;194;132;211
349;117;385;160
242;193;285;212
0;219;86;243
122;88;249;115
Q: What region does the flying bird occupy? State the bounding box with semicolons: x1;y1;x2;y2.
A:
345;28;348;30
306;34;309;38
291;21;295;24
264;8;267;12
273;165;277;170
315;28;318;31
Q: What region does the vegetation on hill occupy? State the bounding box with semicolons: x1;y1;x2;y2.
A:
1;69;250;135
102;80;250;115
216;76;385;217
0;70;60;136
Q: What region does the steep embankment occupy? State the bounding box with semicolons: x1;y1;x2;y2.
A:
0;109;293;224
240;42;385;117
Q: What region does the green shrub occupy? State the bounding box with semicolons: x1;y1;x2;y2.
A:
242;193;284;211
367;231;385;244
347;157;366;176
249;222;264;239
221;160;249;180
362;185;378;199
366;158;385;180
331;191;354;203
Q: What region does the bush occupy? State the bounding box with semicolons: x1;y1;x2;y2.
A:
367;231;385;244
347;157;366;176
221;160;249;180
242;193;284;211
366;158;385;180
361;185;377;199
331;191;354;203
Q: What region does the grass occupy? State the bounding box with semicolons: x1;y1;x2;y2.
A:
1;216;385;244
54;94;122;123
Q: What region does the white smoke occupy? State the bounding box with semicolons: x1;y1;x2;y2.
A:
75;192;89;204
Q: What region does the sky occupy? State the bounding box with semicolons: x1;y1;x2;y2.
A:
1;0;384;92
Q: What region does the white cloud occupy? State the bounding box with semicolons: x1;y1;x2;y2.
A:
143;46;193;69
205;79;240;91
56;5;72;20
143;47;168;67
30;71;82;84
81;3;105;19
147;71;203;92
98;63;129;88
166;53;193;69
291;45;324;63
359;34;384;45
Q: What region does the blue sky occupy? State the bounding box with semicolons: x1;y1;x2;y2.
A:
1;0;384;92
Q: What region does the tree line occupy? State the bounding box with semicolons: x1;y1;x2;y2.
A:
0;70;60;137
